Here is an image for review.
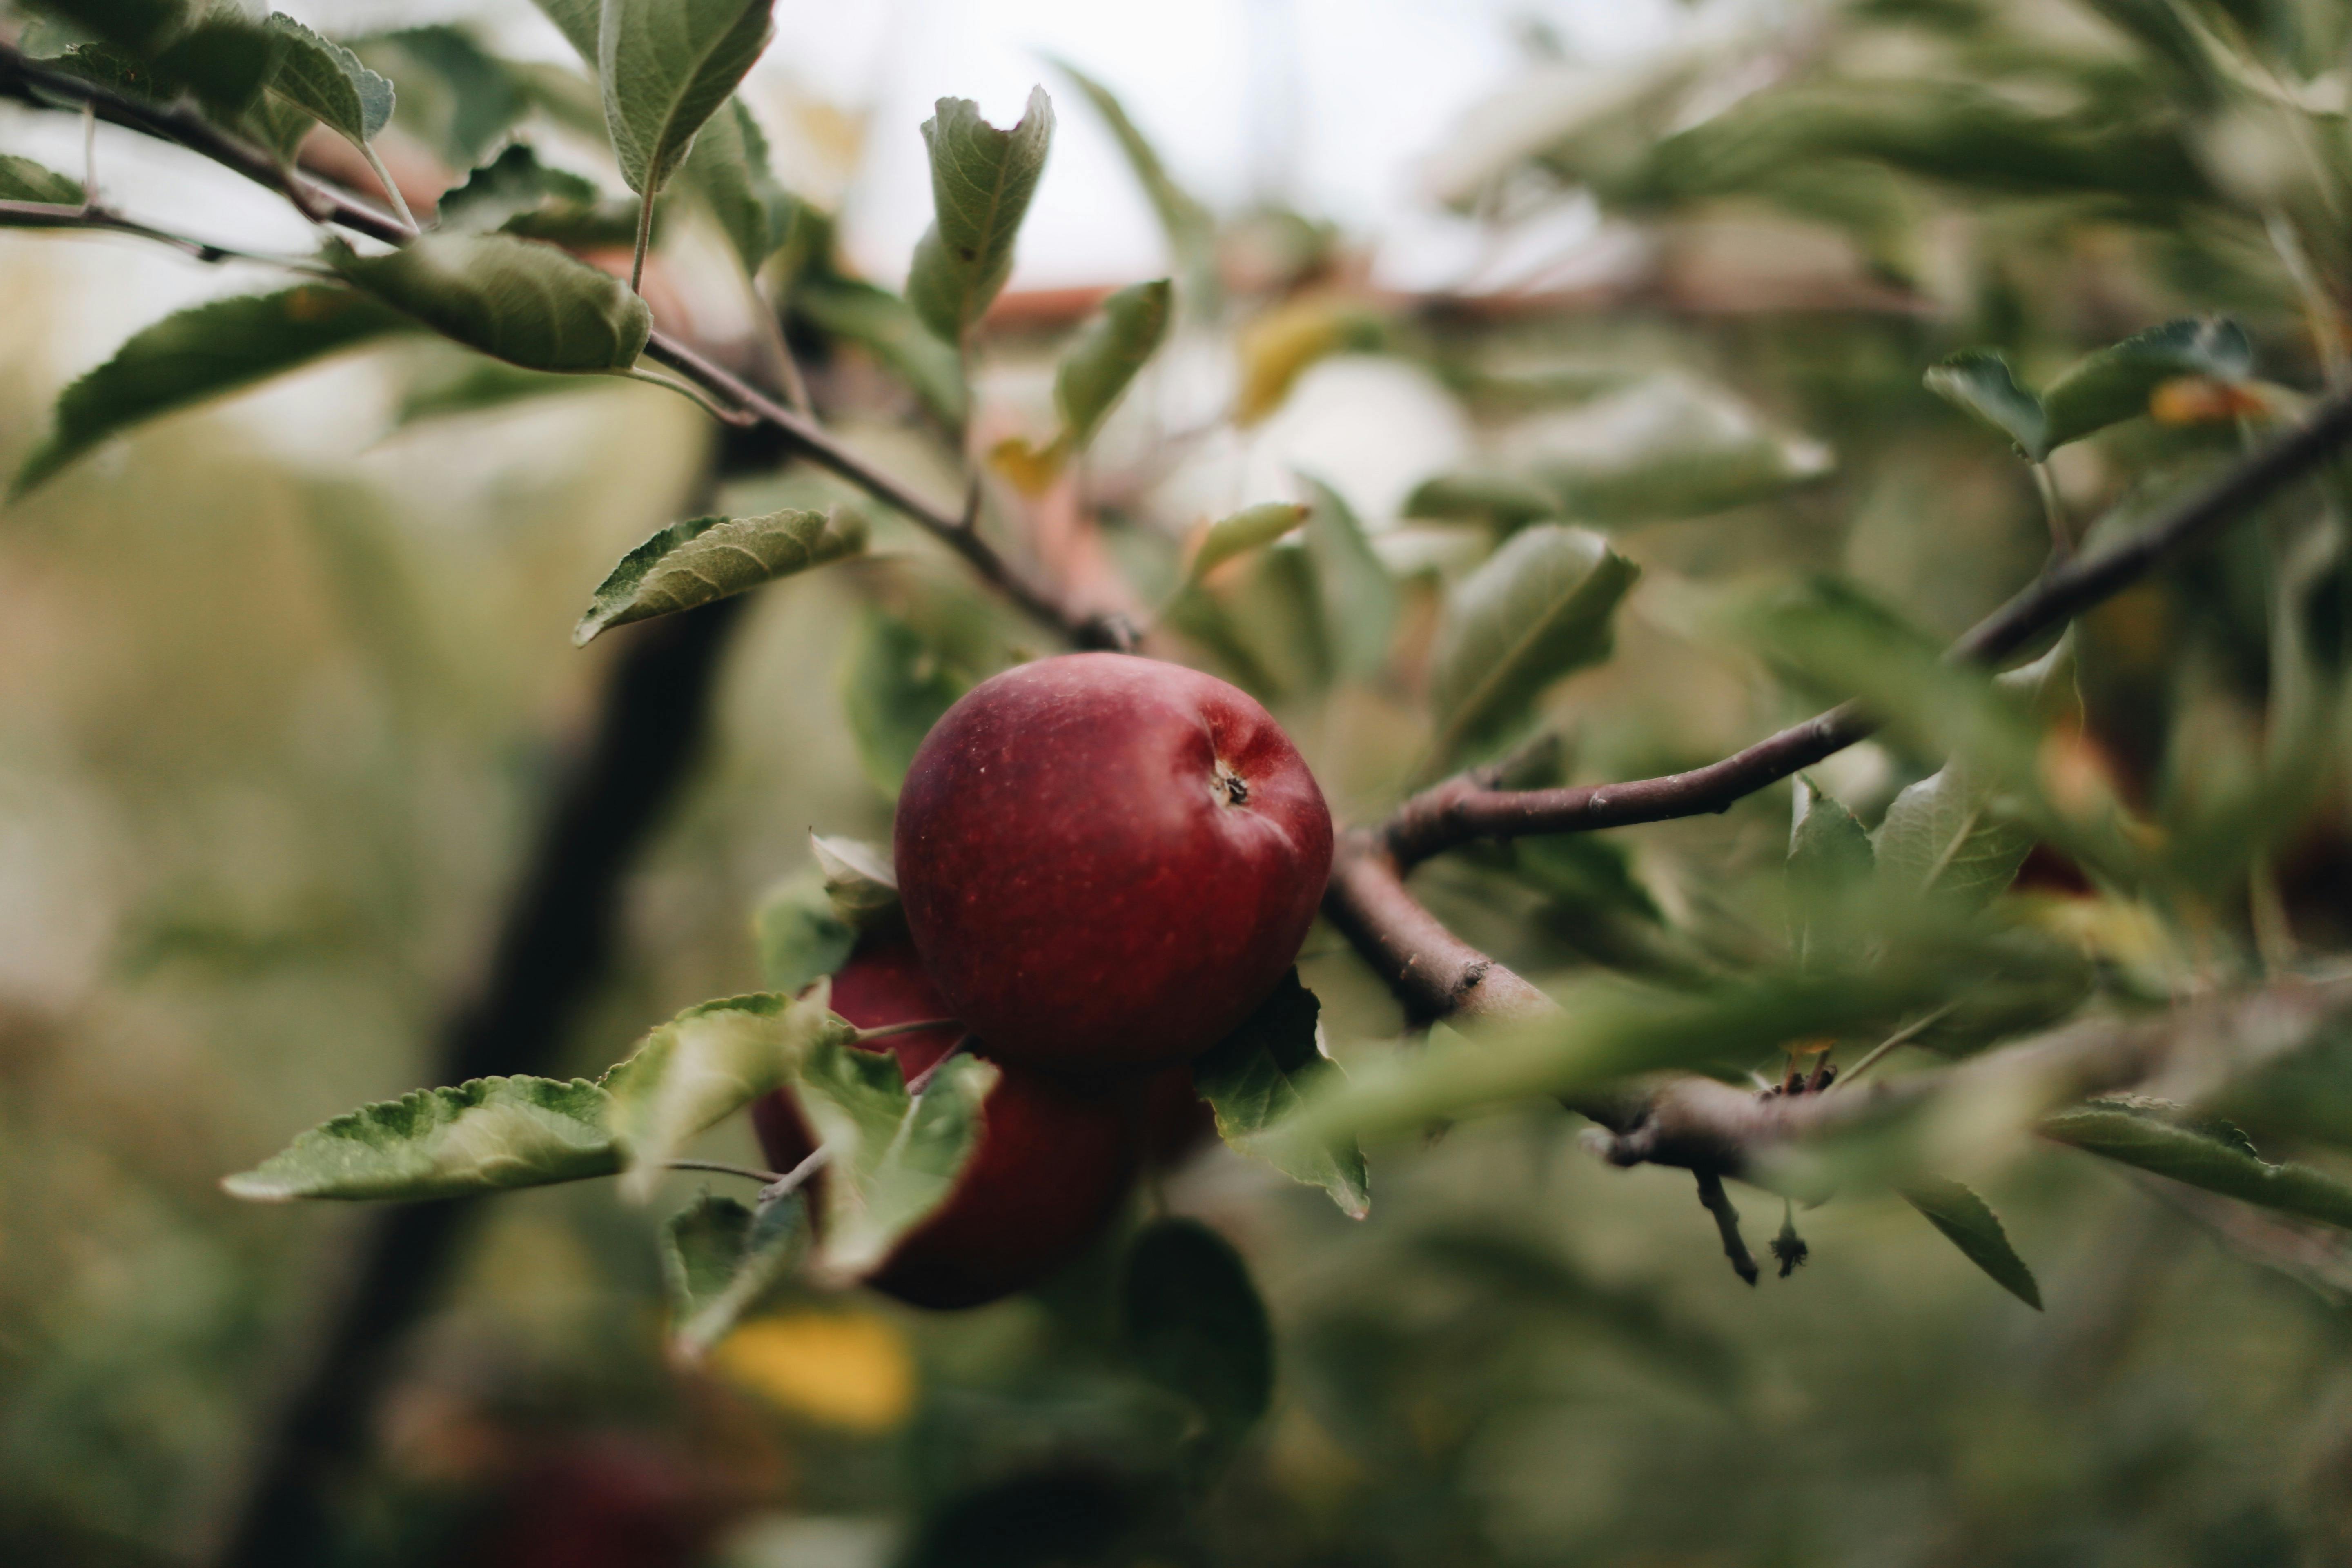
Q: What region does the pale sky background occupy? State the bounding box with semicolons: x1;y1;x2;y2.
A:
305;0;1693;288
0;0;1713;529
0;0;1706;344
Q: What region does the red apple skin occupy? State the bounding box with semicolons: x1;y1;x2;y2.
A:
752;937;1138;1310
894;653;1334;1076
462;1438;726;1568
1140;1066;1218;1172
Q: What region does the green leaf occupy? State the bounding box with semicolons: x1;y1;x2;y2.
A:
0;154;83;204
1401;468;1560;530
1873;758;2034;911
1187;502;1309;585
392;354;596;427
154;15;280;118
529;0;599;64
222;1075;621;1201
13;284;413;497
1502;833;1661;921
1055;278;1171;450
2041;317;2252;453
433;144;643;248
906;89;1055;343
597;0;775;198
27;0;182;55
572;505;868;644
330;233;650;373
1788;776;1874;966
435;141;601;233
1924;349;2049;461
752;869;856;994
1428;522;1639;768
792;1043;998;1281
660;1189;811;1359
794;275;968;428
238;91;317;163
2043;1102;2352;1229
262;13;393;147
1193;971;1369;1219
1417;1228;1741;1395
1512;376;1833;522
686;95;799;276
1274;967;1927;1156
809;833;900;928
358;25;532;166
1899;1177;2042;1309
1120;1218;1273;1466
1300;478;1399;685
602;989;855;1202
839;608;967;802
1047;57;1213;281
1747;578;2065;782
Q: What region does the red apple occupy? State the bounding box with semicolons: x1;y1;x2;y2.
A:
752;936;1138;1310
894;653;1333;1076
1140;1066;1218;1172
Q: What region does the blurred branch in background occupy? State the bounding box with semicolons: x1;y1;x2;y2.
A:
212;438;771;1565
1374;384;2352;872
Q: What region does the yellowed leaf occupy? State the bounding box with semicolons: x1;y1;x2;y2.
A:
711;1311;916;1433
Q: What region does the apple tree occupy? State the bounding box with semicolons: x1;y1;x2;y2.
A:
7;0;2352;1560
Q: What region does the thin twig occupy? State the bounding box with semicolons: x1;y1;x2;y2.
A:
1378;382;2352;869
1694;1170;1760;1286
0;40;347;229
639;335;1129;648
0;198;317;267
0;39;1126;656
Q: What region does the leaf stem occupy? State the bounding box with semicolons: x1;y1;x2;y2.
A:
903;1034;974;1097
2268;213;2349;388
853;1017;962;1044
666;1158;788;1184
630;187;655;295
622;365;757;425
757;1145;831;1207
741;266;811;414
2032;462;2071;558
1831;1002;1958;1091
359;143;418;234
